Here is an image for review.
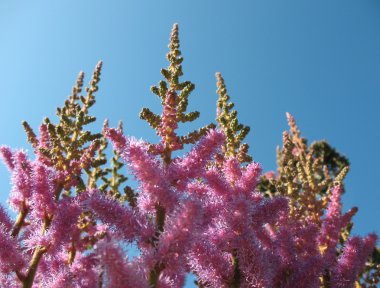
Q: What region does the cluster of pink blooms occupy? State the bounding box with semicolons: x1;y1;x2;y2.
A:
0;113;376;287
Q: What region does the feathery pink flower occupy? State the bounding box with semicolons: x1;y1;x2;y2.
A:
84;190;154;242
0;205;12;232
171;129;225;183
237;161;262;195
96;240;149;288
30;163;57;220
105;127;178;213
0;225;26;274
8;150;33;211
0;146;15;171
188;241;233;288
331;234;377;287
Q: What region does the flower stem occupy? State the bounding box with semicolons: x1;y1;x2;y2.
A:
11;203;28;238
22;246;47;288
231;250;241;288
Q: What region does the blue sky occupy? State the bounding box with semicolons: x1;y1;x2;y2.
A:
1;1;379;286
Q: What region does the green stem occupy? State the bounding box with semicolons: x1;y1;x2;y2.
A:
231;250;241;288
148;262;165;288
98;268;104;288
155;204;166;234
11;204;28;238
22;246;47;288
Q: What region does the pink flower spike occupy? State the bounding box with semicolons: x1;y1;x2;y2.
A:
222;157;241;184
331;234;377;288
171;129;225;182
0;205;12;232
103;126;127;154
326;185;343;219
157;200;202;267
8;150;33;211
106;129;178;212
204;167;232;198
251;196;288;227
30;163;57;220
96;240;149;288
0;225;26;274
188;241;233;288
84;190;154;242
39;197;82;253
237;161;262;195
0;146;15;171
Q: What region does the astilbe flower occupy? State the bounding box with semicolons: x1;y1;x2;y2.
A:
0;148;33;212
331;234;377;287
104;125;225;216
30;250;97;288
96;240;149;288
83;190;155;244
0;204;13;232
179;150;375;287
29;163;57;220
0;24;377;288
90;124;377;287
104;126;178;213
0;223;26;275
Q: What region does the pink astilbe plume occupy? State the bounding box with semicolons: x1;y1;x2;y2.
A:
188;241;234;288
222;157;242;184
96;240;149;288
38;251;100;288
0;205;12;232
318;185;358;266
84;190;154;243
155;200;203;270
204;166;232;199
0;115;376;287
170;129;225;184
237;161;262;195
34;124;53;166
331;234;377;288
0;149;33;211
30;196;83;253
30;163;57;220
0;146;15;171
105;126;178;213
0;224;26;274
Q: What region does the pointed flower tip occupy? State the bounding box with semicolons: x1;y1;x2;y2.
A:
117;120;124;131
103;119;109;131
0;146;14;171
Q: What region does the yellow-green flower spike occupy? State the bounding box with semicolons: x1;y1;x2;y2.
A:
259;113;351;228
99;121;130;202
139;24;213;162
22;62;109;195
215;72;252;163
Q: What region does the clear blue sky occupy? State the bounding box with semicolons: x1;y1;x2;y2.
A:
1;1;379;286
